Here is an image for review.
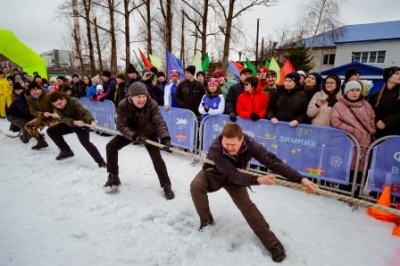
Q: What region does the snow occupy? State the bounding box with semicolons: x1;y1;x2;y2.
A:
0;119;399;266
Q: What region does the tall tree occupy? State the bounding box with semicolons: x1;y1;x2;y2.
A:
159;0;173;53
181;0;213;58
120;0;145;72
215;0;278;72
81;0;96;76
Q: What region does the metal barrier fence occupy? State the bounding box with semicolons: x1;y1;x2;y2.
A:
79;100;398;202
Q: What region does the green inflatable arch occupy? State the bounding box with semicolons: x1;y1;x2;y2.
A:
0;29;47;78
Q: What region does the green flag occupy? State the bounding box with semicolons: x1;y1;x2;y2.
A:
265;59;270;68
202;52;210;71
133;50;144;70
245;58;257;76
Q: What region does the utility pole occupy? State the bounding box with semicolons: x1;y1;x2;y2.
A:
255;18;260;70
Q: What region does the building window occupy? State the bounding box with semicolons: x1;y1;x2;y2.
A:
369;52;377;63
352;52;361;62
323;54;335;65
361;52;368;63
377;51;386;63
352;51;386;63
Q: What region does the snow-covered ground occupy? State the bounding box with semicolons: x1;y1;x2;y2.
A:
0;119;399;266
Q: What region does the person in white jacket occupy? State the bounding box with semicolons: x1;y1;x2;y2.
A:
163;70;180;110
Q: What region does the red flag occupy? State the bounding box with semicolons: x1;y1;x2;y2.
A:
231;61;244;73
139;49;153;68
278;59;295;85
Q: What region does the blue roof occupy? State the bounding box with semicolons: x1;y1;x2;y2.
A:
302;20;400;47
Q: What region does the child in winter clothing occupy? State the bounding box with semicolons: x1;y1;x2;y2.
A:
198;78;225;119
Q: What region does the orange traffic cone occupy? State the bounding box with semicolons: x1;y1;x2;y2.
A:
392;204;400;237
393;224;400;237
367;185;396;222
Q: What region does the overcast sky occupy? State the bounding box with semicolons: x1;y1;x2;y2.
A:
1;0;400;57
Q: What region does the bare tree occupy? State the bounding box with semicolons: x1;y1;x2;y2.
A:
93;17;104;72
158;0;173;52
119;0;145;71
215;0;278;71
297;0;343;47
81;0;96;75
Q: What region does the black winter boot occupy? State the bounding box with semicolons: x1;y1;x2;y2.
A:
56;149;75;160
269;242;286;262
163;183;175;200
31;136;49;150
104;173;121;188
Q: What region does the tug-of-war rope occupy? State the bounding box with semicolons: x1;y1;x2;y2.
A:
88;124;400;217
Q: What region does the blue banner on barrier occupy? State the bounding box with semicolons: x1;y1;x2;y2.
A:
159;107;197;151
79;98;117;130
367;136;400;197
201;115;353;184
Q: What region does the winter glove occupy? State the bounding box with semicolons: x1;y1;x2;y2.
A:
134;134;148;144
160;137;173;153
229;112;237;122
250;113;261;121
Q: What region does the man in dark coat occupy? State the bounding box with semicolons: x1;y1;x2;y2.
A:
190;123;319;263
175;65;205;118
6;84;35;143
104;82;175;199
46;92;106;166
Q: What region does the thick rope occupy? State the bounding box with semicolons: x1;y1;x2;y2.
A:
91;125;400;217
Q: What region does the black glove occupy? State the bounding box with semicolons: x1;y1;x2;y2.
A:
250;113;261;121
134;134;147;144
160;137;173;153
229;112;237;122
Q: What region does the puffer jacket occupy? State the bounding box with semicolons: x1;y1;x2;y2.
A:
117;96;169;142
331;96;376;171
267;86;309;123
203;134;304;191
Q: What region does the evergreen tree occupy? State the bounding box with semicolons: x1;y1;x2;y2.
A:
285;44;314;72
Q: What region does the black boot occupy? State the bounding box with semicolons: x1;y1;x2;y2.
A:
98;161;107;168
163;183;175;200
56;149;74;160
31;135;48;150
104;173;121;188
269;242;286;263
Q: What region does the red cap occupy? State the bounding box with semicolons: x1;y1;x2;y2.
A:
258;66;269;73
212;69;225;78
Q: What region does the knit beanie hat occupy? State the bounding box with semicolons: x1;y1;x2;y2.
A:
383;66;400;82
285;72;301;86
142;68;151;76
207;78;219;87
185;65;196;76
102;70;111;78
128;82;149;97
127;64;136;74
116;73;126;80
212;69;225;78
345;67;360;81
343;80;362;94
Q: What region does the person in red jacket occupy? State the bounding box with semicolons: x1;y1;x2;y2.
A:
236;76;269;121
